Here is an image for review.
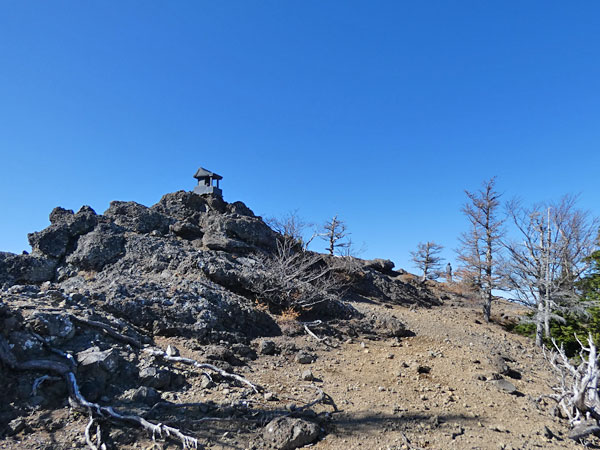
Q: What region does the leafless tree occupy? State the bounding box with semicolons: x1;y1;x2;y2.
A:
456;219;483;290
503;195;598;346
321;215;351;256
456;177;504;323
411;241;444;282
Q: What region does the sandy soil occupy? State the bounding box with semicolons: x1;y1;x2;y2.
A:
3;290;595;450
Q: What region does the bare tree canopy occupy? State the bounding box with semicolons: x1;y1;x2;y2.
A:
503;194;599;346
456;177;504;322
266;210;317;250
411;241;444;282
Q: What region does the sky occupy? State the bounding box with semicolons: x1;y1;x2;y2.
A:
1;1;599;272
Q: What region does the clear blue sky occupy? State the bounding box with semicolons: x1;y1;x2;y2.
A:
1;1;599;271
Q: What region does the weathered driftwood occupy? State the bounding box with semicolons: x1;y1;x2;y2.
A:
545;333;600;440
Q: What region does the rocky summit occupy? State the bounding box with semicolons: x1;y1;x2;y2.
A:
0;190;448;450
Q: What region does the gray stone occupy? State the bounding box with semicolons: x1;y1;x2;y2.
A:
0;252;57;285
28;313;75;344
28;224;71;259
6;418;26;436
489;379;519;395
258;340;277;355
139;367;172;390
569;419;600;440
7;331;45;358
295;351;315;364
263;417;320;450
125;386;161;406
66;223;125;270
104;201;170;234
170;220;203;240
301;369;314;381
489;355;510;375
77;347;120;373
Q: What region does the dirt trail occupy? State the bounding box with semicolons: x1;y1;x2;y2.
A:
245;295;582;450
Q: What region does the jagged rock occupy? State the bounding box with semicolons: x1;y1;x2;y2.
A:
0;252;57;284
364;258;395;274
7;331;45;359
139;367;172;390
201;213;277;253
170;220;204;239
104;201;170;234
200;253;259;292
227;201;255;217
258;340;277;355
28;224;70;259
28;207;99;260
201;345;242;366
263;417;320;450
77;347;120;373
66;223;125;270
370;313;412;338
6;418;26;436
350;269;439;307
151;190;212;222
27;313;75;344
48;206;74;225
124;386;161;406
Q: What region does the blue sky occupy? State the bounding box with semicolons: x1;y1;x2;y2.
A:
1;1;599;271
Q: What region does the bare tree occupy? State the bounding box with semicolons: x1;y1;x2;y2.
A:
456;219;483;291
411;241;444;282
457;177;504;323
321;215;351;256
503;195;598;346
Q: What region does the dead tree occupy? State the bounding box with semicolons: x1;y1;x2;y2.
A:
457;177;504;323
321;215;350;256
456;219;483;291
545;334;600;440
503;195;598;346
411;241;444;282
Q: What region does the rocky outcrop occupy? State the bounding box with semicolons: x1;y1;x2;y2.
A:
0;252;57;286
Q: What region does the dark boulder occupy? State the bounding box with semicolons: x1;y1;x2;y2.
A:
28;225;71;259
104;201;171;234
364;258;395;274
170;220;204;240
66;223;125;270
0;252;57;285
139;367;172;390
201;214;277;253
27;313;75;344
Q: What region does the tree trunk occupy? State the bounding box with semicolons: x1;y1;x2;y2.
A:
536;300;544;347
483;289;491;323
